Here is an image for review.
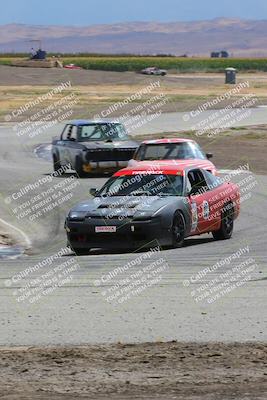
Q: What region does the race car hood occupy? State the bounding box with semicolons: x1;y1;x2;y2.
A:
68;195;180;219
79;140;138;150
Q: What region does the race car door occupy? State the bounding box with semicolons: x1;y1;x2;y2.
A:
186;168;218;235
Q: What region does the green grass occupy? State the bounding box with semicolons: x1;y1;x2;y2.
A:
0;58;15;65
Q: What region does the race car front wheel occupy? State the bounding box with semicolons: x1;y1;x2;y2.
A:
212;202;234;240
72;248;91;256
172;211;186;248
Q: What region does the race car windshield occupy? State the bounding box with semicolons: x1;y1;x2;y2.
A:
136;142;206;160
78;123;129;141
97;174;184;197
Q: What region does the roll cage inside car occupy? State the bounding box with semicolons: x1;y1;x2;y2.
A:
185;168;222;196
60;124;78;141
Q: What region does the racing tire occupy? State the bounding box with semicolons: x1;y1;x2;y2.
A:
212;202;234;240
53;154;62;172
74;156;88;178
172;211;186;248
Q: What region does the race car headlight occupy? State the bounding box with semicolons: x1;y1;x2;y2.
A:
133;211;153;221
68;211;87;221
153;204;169;216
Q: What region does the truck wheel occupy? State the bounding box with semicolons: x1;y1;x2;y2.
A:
212;202;234;240
53;154;61;172
74;156;87;178
172;211;186;248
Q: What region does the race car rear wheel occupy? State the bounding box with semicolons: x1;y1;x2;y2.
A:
212;202;234;240
172;211;186;248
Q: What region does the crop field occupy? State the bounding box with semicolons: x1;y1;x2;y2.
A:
61;57;267;72
1;56;267;72
0;57;15;65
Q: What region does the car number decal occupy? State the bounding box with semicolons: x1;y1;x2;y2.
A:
191;202;198;231
202;200;210;220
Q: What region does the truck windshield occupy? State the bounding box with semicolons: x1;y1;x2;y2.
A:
78;123;129;141
97;174;184;197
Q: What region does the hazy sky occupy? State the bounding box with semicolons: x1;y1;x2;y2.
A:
1;0;267;25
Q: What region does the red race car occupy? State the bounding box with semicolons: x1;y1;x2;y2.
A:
128;138;217;175
63;64;83;70
66;162;240;253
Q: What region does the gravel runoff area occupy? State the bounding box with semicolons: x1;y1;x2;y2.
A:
1;342;266;400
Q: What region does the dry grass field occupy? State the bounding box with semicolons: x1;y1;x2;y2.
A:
1;66;267;122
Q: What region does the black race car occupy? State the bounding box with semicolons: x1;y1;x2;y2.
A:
65;163;240;255
52;120;139;177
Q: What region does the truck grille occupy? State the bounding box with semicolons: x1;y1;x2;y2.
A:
86;149;135;162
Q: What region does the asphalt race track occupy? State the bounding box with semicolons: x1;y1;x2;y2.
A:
0;122;266;346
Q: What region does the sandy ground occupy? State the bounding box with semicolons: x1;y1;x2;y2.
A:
0;342;266;400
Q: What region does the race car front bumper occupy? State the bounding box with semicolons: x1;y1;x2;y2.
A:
65;216;171;250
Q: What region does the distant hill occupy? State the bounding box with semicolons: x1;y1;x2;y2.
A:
0;18;267;56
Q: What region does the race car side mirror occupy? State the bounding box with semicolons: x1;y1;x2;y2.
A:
89;188;98;197
206;152;213;159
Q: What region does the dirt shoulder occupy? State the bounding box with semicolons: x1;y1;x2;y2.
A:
0;342;266;400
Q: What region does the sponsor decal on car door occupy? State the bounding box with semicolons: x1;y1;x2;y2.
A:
190;202;198;232
189;194;208;234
